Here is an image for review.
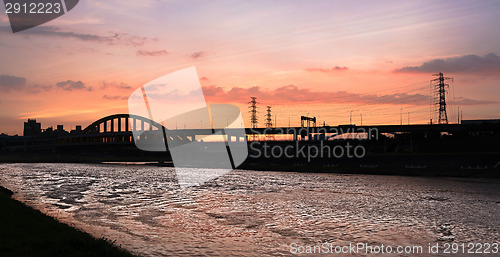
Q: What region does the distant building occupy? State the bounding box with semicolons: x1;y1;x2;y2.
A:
54;124;70;135
70;125;83;135
23;119;41;137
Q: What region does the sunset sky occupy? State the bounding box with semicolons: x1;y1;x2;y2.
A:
1;0;500;134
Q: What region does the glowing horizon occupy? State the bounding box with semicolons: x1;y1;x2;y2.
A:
1;0;500;134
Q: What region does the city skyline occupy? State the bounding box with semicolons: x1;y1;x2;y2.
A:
2;0;500;134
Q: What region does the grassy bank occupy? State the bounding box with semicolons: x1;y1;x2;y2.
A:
0;186;138;257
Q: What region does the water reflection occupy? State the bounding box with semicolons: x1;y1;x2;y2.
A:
0;163;499;256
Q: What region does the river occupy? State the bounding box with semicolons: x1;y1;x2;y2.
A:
0;163;499;256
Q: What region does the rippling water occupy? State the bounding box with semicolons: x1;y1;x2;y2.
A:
0;163;499;256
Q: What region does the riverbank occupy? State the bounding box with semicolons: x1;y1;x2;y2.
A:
2;149;499;178
0;185;137;257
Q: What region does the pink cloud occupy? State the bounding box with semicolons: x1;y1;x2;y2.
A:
305;66;349;73
203;85;494;106
136;50;169;56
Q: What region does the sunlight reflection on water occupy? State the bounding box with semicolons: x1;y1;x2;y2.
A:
0;163;499;257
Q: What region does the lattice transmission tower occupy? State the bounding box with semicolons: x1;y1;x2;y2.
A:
265;106;273;128
430;72;453;124
265;106;274;140
248;97;258;128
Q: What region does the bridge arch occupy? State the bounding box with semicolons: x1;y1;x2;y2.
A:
82;114;164;134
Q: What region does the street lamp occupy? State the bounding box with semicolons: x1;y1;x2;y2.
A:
400;108;403;126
